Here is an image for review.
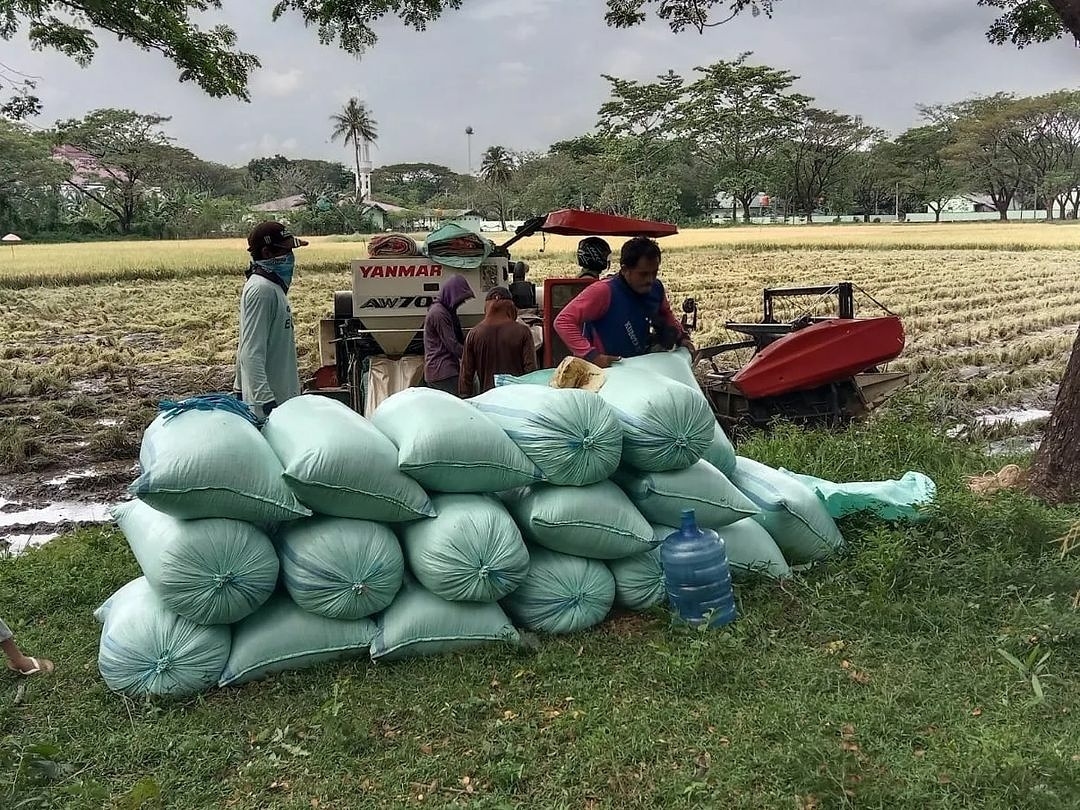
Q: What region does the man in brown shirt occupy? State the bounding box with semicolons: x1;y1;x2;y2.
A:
459;287;538;397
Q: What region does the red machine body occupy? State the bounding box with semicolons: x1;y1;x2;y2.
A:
731;316;905;399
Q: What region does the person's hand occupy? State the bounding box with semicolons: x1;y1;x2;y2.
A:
593;354;621;369
678;337;696;354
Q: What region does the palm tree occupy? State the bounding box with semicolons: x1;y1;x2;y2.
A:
330;98;378;202
480;145;515;230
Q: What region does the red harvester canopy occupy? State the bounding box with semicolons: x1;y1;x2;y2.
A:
537;209;678;239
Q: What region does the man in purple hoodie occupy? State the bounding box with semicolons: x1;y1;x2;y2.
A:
423;274;476;394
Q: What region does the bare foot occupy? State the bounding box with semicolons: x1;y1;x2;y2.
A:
7;656;54;677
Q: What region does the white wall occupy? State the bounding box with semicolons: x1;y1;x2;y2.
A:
905;210;1048;223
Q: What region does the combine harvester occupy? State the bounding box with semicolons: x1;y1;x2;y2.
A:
304;210;908;429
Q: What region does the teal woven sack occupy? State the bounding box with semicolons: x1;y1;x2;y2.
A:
780;469;936;522
95;577;231;697
219;593;377;686
372;388;542;493
263;395;435;522
619;348;699;388
131;408;310;524
471;385;623;486
423;222;493;269
501;546;615;634
494;368;557;387
502;481;656;560
608;532;665;612
277;516;404;620
730;457;845;564
613;460;758;529
719;518;792;581
399;494;529;603
701;423;737;477
597;366;714;472
113;500;279;626
370;580;520;662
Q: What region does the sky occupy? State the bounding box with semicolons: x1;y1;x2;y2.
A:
5;0;1078;172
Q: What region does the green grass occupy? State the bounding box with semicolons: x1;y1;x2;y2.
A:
3;412;1080;808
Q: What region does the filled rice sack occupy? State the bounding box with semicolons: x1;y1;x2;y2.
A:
95;577;231;697
277;516;405;620
398;494;530;603
501;546;616;634
502;481;656;560
219;593;377;686
370;580;520;662
596;365;714;472
719;518;792;581
607;535;665;612
262;395;435;522
130;405;310;524
113;500;279;626
471;385;622;486
372;388;542;492
612;460;758;529
729;456;845;564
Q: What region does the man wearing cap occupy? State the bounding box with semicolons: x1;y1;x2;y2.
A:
233;221;309;418
458;287;537;397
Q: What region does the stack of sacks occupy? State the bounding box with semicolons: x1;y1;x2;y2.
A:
99;401;310;696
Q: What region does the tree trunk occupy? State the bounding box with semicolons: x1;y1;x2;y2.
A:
998;205;1009;221
1059;197;1068;219
934;207;942;223
740;197;751;224
1047;0;1080;43
1072;195;1079;220
353;141;362;202
1030;325;1080;503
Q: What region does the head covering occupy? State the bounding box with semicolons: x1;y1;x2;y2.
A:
247;221;309;256
437;274;475;311
577;237;611;274
485;286;513;302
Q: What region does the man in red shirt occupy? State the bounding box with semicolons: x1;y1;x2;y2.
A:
554;236;693;368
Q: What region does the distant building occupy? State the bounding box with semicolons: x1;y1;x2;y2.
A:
934;193;1020;214
251;195;306;213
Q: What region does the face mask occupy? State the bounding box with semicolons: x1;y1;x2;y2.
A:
255;253;295;288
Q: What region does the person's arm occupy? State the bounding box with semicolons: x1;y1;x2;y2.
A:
520;327;538;374
553;282;614;362
657;292;694;351
237;284;278;412
432;308;465;361
458;333;476;398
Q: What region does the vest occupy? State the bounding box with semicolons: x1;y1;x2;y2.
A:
583;276;667;358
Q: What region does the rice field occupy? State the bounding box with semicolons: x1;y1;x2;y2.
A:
0;222;1078;484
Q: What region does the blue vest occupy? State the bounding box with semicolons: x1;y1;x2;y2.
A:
583;276;668;358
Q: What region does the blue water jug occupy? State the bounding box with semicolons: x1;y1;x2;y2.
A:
661;509;736;628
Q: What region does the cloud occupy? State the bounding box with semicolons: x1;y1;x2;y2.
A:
255;68;304;97
466;0;558;21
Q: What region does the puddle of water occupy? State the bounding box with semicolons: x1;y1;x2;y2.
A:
0;499;113;528
975;409;1052;428
2;533;60;557
45;468;101;487
988;437;1041;457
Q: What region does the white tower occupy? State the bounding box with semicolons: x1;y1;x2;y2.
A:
358;139;373;202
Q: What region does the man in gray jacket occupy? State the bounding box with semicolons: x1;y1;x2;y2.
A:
234;221;308;418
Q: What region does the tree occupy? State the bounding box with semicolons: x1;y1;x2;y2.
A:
246;155;292;184
979;0;1080;47
0;1;259;99
0;119;68;233
54;109;176;233
268;0;1079;58
1030;328;1080;503
480;145;516;230
371;163;465;207
784;108;875;222
847;139;900;221
330;98;378;202
932;94;1028;221
894;125;962;222
683;54;808;222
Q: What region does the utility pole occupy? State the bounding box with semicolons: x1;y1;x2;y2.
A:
895;182;899;220
465;126;474;174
